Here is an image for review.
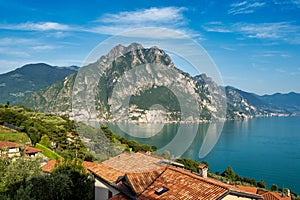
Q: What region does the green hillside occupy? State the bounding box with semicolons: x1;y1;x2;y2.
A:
0;125;31;144
0;104;87;160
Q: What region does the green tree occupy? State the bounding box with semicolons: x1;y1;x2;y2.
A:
39;134;51;148
270;184;278;192
175;158;200;173
257;180;266;189
222;166;237;180
0;157;41;197
51;160;94;200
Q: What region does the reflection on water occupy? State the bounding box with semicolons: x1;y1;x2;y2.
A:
105;116;300;194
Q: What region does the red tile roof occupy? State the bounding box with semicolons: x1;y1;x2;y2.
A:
107;165;262;200
259;191;292;200
124;168;165;195
88;162;124;183
24;146;43;154
138;167;229;200
0;141;23;149
102;152;163;172
235;185;258;194
41;159;61;173
41;159;96;173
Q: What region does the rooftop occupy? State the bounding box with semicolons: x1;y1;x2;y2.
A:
258;190;292;200
102;152;163;172
24;146;43;154
0;141;23;149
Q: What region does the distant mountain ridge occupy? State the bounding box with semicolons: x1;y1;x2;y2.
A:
11;44;300;121
0;63;78;104
258;92;300;115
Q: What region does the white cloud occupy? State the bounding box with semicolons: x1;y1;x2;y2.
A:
203;21;300;44
98;7;187;26
0;22;71;31
234;22;300;41
202;22;232;33
273;0;300;8
85;7;202;39
228;1;266;15
32;45;57;50
0;37;36;45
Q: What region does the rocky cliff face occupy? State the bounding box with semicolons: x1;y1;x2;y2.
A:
19;43;291;122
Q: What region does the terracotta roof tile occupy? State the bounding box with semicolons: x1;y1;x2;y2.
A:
138;167;229;200
235;185;258;194
259;191;292;200
125;168;165;195
102;152;163;172
0;141;23;149
88;162;124;184
41;159;95;173
24;146;43;154
42;159;58;173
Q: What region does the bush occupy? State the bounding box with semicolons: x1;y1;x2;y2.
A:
35;143;62;160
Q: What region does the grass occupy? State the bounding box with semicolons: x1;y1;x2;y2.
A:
0;125;31;144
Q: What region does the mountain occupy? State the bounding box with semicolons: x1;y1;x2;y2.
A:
0;63;79;104
258;92;300;115
225;87;290;119
18;43;293;121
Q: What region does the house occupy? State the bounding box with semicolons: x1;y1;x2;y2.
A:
24;146;43;157
236;185;292;200
41;152;267;200
88;152;263;200
0;140;43;158
0;141;22;158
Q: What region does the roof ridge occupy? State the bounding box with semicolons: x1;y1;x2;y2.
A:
166;166;232;190
136;167;168;196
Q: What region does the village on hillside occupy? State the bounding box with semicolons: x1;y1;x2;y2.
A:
0;138;293;200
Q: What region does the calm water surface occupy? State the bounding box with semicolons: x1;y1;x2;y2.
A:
107;116;300;193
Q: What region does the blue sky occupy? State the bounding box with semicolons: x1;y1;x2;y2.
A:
0;0;299;95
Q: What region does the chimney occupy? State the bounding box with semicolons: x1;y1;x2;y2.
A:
198;163;208;178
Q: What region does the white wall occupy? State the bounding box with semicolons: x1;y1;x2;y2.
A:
94;178;119;200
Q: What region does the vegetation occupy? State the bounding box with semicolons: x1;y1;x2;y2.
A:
0;157;94;200
39;135;51;148
100;125;157;152
270;184;278;192
0;104;88;160
0;125;31;144
35;143;62;160
175;158;208;173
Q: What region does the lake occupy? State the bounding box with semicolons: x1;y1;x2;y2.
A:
106;116;300;193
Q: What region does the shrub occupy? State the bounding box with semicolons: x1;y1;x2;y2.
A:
35;143;62;160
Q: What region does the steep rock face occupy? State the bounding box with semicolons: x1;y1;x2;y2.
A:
20;73;76;114
0;63;78;104
18;43;292;121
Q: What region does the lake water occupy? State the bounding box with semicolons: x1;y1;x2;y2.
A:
106;116;300;193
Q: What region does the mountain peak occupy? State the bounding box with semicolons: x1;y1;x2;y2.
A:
106;43;144;59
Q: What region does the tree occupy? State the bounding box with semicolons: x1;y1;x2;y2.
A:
39;135;51;148
51;160;94;200
270;184;278;192
257;180;266;189
222;166;237;180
